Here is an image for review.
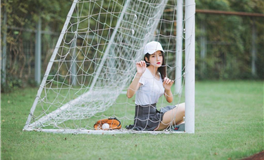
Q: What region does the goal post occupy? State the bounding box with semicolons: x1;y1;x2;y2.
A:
175;0;183;95
23;0;195;134
24;0;79;130
185;0;196;133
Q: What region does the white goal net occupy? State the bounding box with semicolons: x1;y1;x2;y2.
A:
24;0;195;134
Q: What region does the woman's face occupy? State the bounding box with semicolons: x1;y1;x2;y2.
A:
147;50;163;68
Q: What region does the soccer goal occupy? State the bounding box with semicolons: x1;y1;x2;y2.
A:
23;0;195;134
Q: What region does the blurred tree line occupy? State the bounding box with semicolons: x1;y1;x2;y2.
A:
1;0;264;92
195;0;264;80
1;0;72;92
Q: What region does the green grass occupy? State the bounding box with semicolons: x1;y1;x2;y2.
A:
1;81;263;160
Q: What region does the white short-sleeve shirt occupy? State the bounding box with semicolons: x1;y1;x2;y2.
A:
135;68;164;105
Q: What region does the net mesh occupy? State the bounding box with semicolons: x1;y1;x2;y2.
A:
24;0;187;133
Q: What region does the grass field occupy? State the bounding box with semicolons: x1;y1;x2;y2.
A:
1;81;263;160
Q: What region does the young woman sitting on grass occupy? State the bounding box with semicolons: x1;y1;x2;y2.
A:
126;41;185;131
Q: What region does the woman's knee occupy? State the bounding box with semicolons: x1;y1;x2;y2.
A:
176;103;185;115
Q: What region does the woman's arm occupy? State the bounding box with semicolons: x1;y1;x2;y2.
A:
164;89;173;103
163;77;174;103
126;61;146;98
126;73;142;98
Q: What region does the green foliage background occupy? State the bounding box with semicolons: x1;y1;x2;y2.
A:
195;0;264;80
1;0;264;92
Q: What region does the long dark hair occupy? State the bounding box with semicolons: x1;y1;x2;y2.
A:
144;52;167;80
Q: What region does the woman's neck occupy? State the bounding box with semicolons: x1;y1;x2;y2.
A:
147;65;159;76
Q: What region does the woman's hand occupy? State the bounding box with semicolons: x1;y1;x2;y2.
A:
136;61;146;75
163;77;174;103
163;77;174;91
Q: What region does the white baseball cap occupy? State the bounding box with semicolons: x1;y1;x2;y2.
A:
144;41;164;55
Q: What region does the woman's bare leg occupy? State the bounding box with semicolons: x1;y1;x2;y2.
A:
155;103;185;131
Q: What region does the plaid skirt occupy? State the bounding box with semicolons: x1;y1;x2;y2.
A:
126;104;176;131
